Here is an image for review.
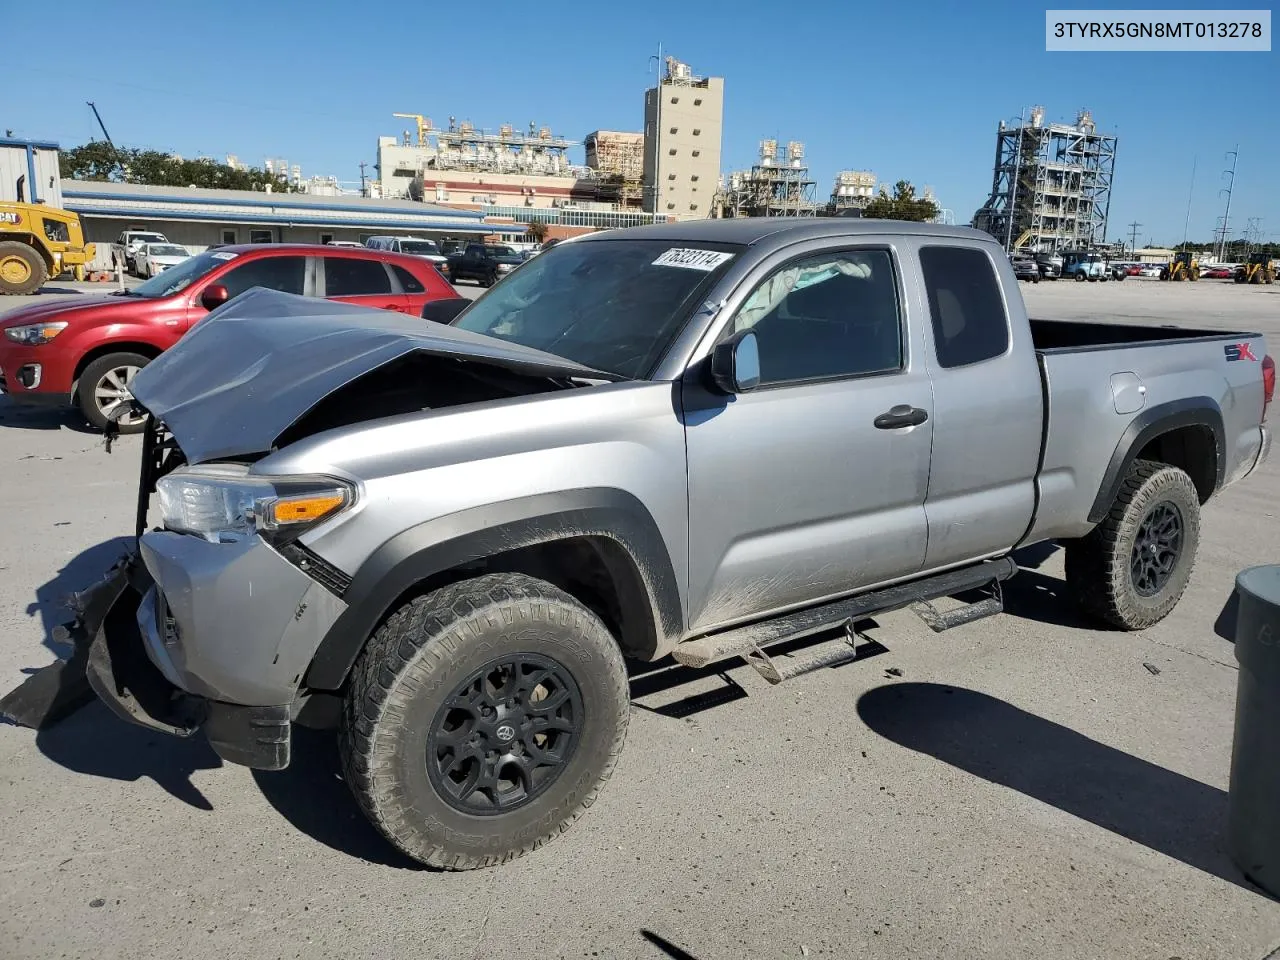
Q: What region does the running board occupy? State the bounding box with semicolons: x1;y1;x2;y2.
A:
911;577;1005;633
671;557;1017;672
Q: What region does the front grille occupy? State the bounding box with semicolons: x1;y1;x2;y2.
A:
277;542;352;598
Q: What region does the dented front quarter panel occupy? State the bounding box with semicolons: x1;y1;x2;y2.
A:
252;377;693;648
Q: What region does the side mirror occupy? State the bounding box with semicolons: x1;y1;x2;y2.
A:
421;297;469;325
200;284;230;311
709;330;761;394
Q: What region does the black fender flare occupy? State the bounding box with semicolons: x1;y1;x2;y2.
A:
1087;396;1225;524
304;488;684;691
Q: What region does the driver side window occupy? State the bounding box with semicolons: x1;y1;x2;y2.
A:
730;249;903;387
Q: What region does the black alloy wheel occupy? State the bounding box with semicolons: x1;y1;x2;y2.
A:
427;653;583;815
1130;501;1183;597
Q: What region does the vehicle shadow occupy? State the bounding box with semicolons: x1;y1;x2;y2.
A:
856;682;1273;899
250;726;419;869
30;698;223;809
0;398;96;434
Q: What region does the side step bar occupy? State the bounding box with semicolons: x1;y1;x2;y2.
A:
671;556;1017;674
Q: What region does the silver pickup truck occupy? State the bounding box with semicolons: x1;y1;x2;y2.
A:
4;219;1272;870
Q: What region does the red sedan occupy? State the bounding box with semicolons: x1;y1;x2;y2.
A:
0;243;460;431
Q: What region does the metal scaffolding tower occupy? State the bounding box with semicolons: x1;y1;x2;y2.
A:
715;140;818;218
973;106;1118;253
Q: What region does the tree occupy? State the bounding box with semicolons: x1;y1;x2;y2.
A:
862;180;940;222
526;220;548;243
59;141;299;192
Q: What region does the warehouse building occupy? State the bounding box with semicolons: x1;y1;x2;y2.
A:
61;180;527;269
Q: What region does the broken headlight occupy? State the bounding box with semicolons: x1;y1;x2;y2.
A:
154;465;355;544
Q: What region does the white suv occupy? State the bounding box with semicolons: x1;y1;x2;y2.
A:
364;235;450;277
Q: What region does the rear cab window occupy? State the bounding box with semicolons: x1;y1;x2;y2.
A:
919;246;1010;368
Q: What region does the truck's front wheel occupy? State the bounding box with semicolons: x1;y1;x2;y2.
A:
339;572;630;870
1065;459;1201;630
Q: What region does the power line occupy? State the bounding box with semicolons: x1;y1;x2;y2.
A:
1214;145;1238;262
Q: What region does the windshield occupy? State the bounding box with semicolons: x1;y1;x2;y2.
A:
131;234;166;244
451;239;740;379
148;244;188;257
127;250;228;298
399;240;440;255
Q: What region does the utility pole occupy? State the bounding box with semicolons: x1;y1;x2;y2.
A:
648;43;664;218
1215;145;1238;262
358;161;368;197
1127;220;1143;258
1181;155;1196;249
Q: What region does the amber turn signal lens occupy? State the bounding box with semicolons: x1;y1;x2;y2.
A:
269;493;346;526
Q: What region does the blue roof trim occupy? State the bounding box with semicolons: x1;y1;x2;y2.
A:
62;187;486;220
0;137;60;150
65;204;525;233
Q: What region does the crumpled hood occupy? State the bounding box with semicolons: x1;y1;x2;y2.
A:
128;287;616;463
0;293;134;327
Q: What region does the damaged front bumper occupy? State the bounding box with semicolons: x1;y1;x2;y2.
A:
1;547;293;771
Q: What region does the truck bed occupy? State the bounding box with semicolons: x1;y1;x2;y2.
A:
1029;317;1257;353
1020;318;1269;547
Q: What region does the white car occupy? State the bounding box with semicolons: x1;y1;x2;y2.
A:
1139;264;1162;278
364;235;451;277
134;242;191;278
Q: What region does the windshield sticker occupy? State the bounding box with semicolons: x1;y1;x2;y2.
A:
652;248;733;271
209;251;239;261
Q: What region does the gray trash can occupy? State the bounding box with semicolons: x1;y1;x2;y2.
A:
1228;564;1280;898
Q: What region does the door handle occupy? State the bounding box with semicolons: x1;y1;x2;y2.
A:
874;404;929;429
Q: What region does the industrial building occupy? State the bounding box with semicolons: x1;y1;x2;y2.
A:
713;140;819;219
827;171;877;213
374;114;662;237
584;130;645;209
972;106;1118;253
642;57;725;220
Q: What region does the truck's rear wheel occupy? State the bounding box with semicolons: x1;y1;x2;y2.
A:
1065;459;1201;630
0;241;46;295
339;572;630;870
77;352;151;433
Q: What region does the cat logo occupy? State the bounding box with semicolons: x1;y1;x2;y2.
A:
0;211;22;225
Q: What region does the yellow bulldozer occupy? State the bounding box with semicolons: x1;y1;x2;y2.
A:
1159;251;1199;281
0;202;96;295
1235;252;1276;285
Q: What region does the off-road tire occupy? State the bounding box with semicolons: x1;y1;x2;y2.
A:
0;241;46;295
1065;459;1201;630
339;572;630;870
76;351;151;433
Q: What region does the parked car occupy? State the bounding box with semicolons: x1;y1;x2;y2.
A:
134;242;191;278
110;230;169;273
1203;266;1235;279
1010;256;1040;282
1035;253;1063;279
364;235;452;279
29;219;1273;871
324;240;365;249
1106;261;1128;281
446;242;526;286
0;243;461;431
1139;263;1162;278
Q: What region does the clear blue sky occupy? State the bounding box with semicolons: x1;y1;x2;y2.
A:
5;1;1275;245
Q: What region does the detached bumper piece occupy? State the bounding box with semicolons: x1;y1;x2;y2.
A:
0;549;293;771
